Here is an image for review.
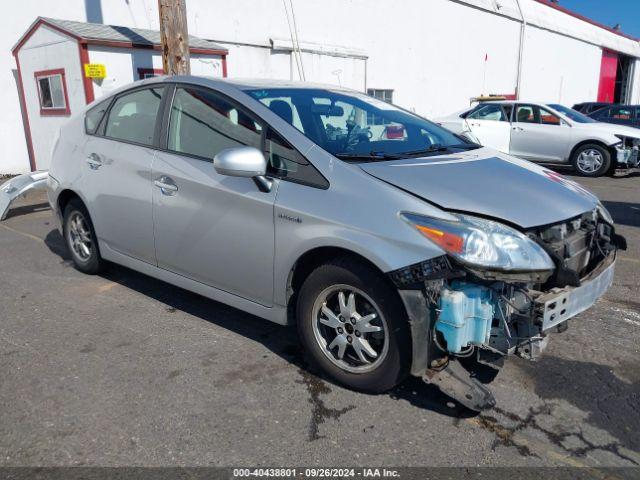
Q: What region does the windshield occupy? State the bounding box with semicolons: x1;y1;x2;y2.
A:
548;104;597;123
245;88;478;160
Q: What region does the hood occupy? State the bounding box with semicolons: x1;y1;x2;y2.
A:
359;148;599;229
578;121;640;138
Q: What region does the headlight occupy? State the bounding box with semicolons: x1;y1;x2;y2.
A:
615;135;640;147
597;202;614;224
401;213;554;272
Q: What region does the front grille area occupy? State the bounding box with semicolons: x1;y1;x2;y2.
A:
529;209;615;280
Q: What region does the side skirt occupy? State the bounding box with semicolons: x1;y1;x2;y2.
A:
100;242;289;326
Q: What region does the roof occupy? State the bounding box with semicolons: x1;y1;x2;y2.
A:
13;17;228;54
534;0;639;43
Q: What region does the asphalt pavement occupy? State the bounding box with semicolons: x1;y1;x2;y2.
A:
0;172;639;468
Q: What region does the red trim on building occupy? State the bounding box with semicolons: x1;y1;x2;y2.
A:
12;18;81;55
597;50;618;103
137;67;165;79
222;55;228;77
34;68;71;116
13;54;36;171
534;0;639;42
78;42;95;104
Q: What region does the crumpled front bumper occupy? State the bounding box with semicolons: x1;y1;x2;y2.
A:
399;251;617;377
535;253;616;331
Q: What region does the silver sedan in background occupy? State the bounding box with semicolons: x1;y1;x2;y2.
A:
46;77;625;410
436;101;640;177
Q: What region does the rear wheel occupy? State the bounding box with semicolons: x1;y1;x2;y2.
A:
296;258;411;393
571;143;611;177
63;198;104;274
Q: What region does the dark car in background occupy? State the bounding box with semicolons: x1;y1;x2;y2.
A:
573;102;612;115
589;105;640;129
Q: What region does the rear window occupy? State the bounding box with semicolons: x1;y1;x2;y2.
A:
85;99;111;135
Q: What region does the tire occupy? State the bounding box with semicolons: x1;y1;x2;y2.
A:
63;198;104;274
296;257;411;393
571;143;611;177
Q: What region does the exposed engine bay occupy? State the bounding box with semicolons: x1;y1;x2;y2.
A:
391;208;626;410
616;136;640;169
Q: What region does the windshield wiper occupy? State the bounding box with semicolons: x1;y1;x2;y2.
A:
334;150;403;161
334;144;480;162
396;143;480;157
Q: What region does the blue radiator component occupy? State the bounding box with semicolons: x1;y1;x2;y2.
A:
435;282;495;354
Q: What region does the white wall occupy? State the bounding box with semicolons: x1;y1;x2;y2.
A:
3;0;159;173
519;25;603;105
87;46;223;101
357;0;522;117
219;43;289;80
17;25;86;171
193;0;522;117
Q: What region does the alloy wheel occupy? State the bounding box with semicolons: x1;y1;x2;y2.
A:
577;149;603;174
311;285;389;373
67;211;93;261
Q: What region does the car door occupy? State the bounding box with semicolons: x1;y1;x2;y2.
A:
81;86;165;264
509;104;572;162
464;103;512;152
152;84;278;307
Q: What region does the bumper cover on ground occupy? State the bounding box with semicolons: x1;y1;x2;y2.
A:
0;171;48;221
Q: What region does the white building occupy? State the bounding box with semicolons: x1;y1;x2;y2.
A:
3;0;640;173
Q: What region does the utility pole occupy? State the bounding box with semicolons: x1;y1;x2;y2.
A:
158;0;191;75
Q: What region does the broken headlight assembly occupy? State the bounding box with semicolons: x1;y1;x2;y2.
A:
401;213;555;273
614;135;640;168
597;201;614;225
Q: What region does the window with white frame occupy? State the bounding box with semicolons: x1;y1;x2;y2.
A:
35;69;69;115
367;89;393;125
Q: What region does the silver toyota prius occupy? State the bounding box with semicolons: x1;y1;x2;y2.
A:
47;76;626;410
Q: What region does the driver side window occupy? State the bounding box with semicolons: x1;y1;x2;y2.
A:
467;104;507;122
265;128;328;189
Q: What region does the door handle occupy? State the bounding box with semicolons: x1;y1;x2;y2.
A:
86;153;103;170
154;176;178;196
512;126;524;131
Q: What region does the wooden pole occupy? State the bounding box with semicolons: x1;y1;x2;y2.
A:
158;0;191;75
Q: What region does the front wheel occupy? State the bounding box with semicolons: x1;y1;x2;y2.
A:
571;143;611;177
296;258;411;393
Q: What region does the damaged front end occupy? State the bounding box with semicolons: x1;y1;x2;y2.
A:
391;208;625;411
615;136;640;169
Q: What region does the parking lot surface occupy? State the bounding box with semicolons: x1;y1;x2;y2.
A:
0;173;639;468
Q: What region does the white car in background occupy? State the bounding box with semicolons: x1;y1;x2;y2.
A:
435;101;640;177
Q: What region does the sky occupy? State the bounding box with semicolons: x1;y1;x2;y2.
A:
557;0;640;38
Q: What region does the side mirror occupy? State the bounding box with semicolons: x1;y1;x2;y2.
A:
214;146;267;178
213;146;273;192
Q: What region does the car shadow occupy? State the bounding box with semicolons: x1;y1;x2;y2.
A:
601;201;640;228
43;228;477;420
3;201;50;220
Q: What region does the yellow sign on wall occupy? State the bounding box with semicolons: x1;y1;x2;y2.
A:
84;64;107;79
